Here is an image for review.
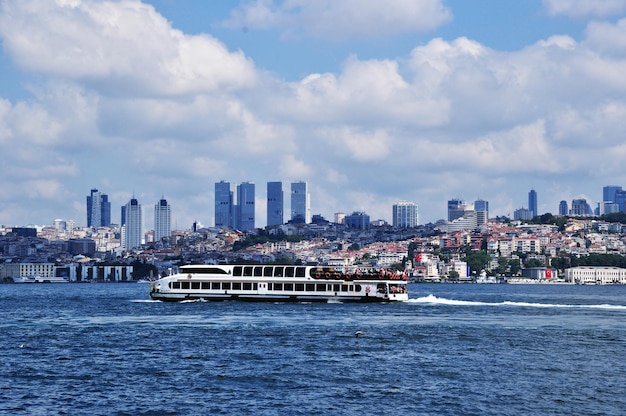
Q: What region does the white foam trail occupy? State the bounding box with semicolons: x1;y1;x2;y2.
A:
408;294;626;310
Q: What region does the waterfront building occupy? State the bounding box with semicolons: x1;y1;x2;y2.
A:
267;181;283;226
392;201;419;228
528;189;538;218
215;181;233;229
87;188;111;228
474;199;489;226
154;197;171;242
345;211;370;230
237;182;255;231
565;266;626;284
559;200;568;216
291;181;310;223
121;197;142;250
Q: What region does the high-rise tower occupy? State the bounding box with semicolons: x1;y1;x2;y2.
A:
122;197;142;250
154;197;171;242
474;199;489;226
237;182;255;231
528;189;538;218
215;181;233;229
392;201;419;228
267;181;283;227
291;181;310;223
87;188;111;228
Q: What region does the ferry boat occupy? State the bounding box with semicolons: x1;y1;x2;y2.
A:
149;264;408;302
12;275;69;283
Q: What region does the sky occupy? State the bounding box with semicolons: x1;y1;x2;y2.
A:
2;0;626;230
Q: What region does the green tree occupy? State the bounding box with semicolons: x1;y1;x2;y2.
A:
463;250;491;276
525;258;545;268
508;258;521;275
449;270;460;280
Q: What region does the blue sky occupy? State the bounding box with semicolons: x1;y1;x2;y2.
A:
2;0;626;229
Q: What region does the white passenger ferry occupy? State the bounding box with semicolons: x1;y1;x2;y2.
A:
149;264;408;302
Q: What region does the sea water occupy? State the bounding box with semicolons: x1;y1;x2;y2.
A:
1;283;625;415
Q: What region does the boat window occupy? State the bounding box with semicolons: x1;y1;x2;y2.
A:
253;283;258;290
201;282;209;289
191;282;200;289
181;281;190;290
171;282;180;289
274;283;283;291
316;283;326;291
273;267;284;277
295;267;306;277
295;283;304;291
233;266;243;276
333;284;340;292
284;283;293;291
222;282;231;290
354;285;361;292
285;267;294;277
243;282;252;290
341;285;348;292
233;282;241;290
182;267;228;275
253;267;263;277
306;283;315;291
243;267;253;277
263;267;273;277
212;282;220;290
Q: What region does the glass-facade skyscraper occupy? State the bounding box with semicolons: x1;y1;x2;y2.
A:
87;188;111;228
474;199;489;226
237;182;255;231
122;197;142;250
528;189;538;218
215;181;233;228
291;181;310;223
267;181;283;226
154;197;171;242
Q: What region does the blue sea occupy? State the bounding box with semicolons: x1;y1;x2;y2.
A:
1;283;625;415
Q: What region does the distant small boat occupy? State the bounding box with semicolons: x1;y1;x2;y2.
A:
12;275;69;283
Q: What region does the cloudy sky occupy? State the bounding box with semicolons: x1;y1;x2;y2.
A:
2;0;626;230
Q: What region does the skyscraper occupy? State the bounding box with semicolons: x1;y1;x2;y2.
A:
291;181;310;223
87;188;111;228
528;189;538;218
474;199;489;226
603;185;622;204
237;182;255;231
154;197;171;242
447;198;467;222
122;197;142;250
267;181;283;226
392;201;419;228
559;200;568;216
215;181;233;228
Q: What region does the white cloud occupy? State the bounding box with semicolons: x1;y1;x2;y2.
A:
543;0;626;18
222;0;452;39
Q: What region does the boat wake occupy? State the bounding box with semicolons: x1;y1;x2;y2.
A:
408;294;626;310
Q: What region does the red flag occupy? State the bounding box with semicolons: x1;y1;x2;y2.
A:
545;269;552;279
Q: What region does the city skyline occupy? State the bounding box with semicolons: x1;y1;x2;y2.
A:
3;1;626;228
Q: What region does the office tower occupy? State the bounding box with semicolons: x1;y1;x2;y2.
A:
392;201;419;228
528;189;538;218
154;197;171;242
291;181;310;223
474;199;489;226
447;198;468;222
570;198;589;216
237;182;255;231
514;208;533;221
122;197;142;250
215;181;233;228
615;190;626;212
87;188;111;228
267;181;284;226
559;200;568;216
345;211;370;230
603;186;622;204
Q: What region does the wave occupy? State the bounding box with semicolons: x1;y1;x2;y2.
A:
408;294;626;310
